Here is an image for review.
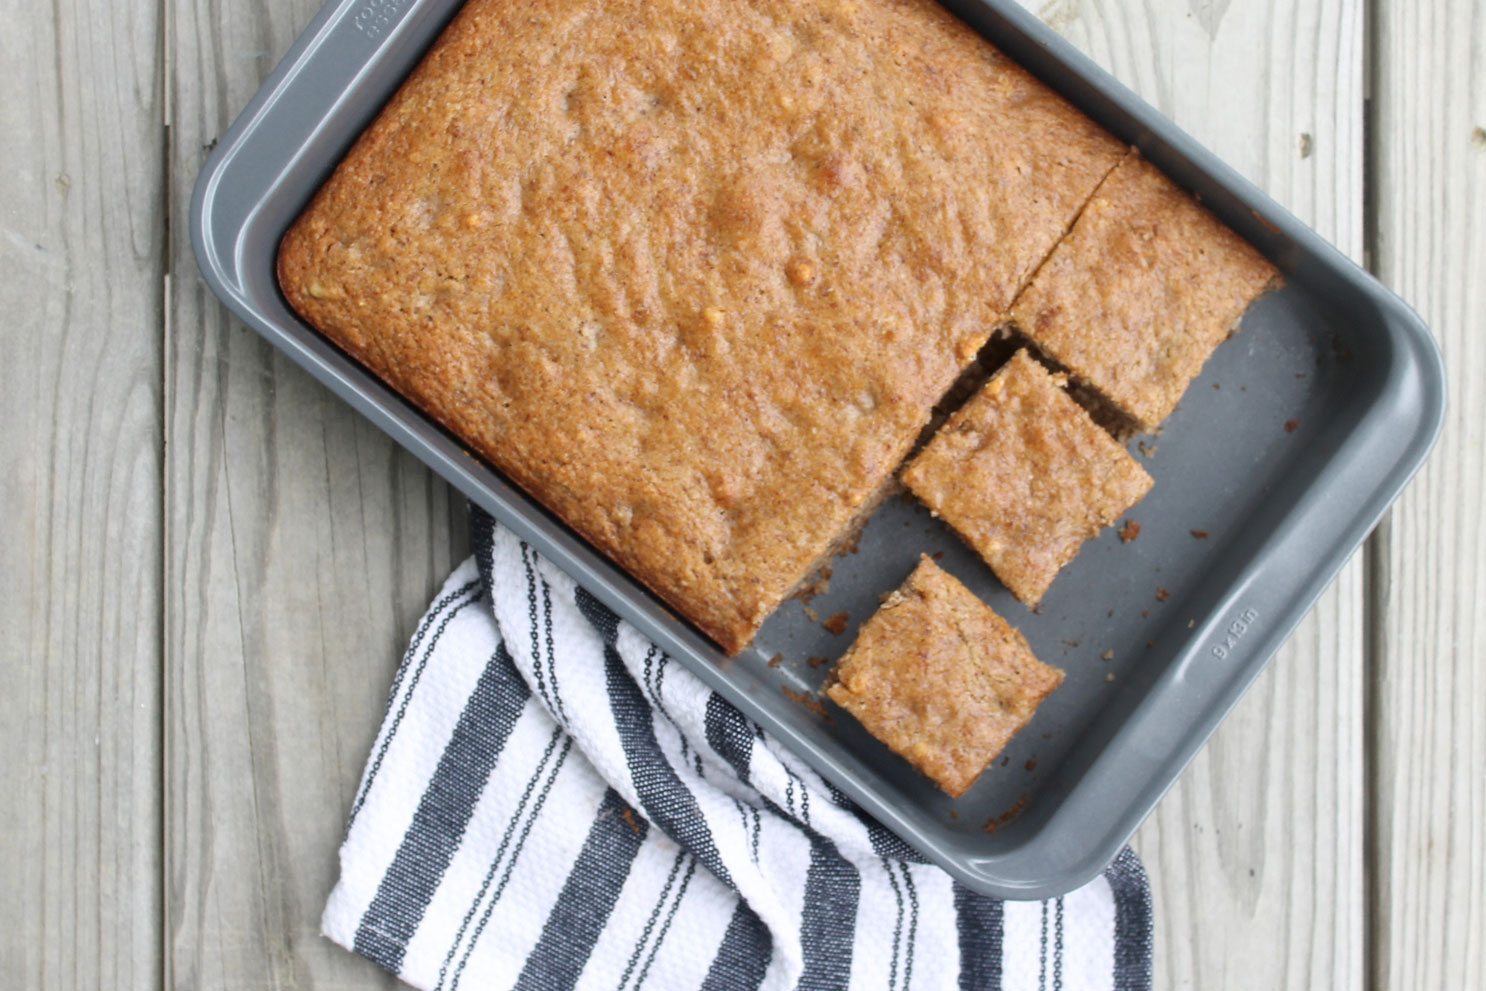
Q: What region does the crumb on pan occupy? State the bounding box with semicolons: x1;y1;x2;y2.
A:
782;686;829;720
984;793;1029;833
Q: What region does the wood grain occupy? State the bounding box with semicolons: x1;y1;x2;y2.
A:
164;0;469;987
1370;2;1486;987
1019;1;1368;987
0;0;165;988
3;0;1472;986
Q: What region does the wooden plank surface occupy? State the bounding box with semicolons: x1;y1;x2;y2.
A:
1370;2;1486;988
0;0;166;988
1020;1;1368;987
6;0;1472;987
163;0;469;986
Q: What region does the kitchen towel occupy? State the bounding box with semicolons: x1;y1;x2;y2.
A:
322;509;1152;990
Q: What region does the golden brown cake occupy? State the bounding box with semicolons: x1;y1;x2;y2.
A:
1009;152;1279;432
902;350;1153;606
825;556;1063;797
277;0;1125;653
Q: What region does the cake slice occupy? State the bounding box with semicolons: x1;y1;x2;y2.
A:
826;556;1062;797
1009;152;1279;432
902;350;1153;606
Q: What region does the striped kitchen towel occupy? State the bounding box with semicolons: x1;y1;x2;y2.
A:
322;509;1152;990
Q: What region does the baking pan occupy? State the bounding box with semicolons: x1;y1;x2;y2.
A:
190;0;1445;899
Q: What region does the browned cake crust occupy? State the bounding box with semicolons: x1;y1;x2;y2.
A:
277;0;1125;653
902;350;1153;606
1009;152;1280;432
825;556;1063;797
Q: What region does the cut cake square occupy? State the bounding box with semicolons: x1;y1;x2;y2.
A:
1009;152;1279;432
826;555;1063;797
903;350;1153;606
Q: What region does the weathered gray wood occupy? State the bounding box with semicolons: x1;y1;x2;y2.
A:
164;0;469;987
1019;1;1368;987
11;0;1477;985
0;0;165;988
1371;2;1486;988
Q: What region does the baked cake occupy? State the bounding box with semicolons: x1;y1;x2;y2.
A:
278;0;1125;652
825;556;1063;797
902;350;1153;606
1009;152;1279;432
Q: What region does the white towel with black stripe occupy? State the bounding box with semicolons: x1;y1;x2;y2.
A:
323;510;1153;990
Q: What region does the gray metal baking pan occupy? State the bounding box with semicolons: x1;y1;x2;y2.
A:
190;0;1445;899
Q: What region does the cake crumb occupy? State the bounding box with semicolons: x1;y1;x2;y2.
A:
1119;520;1141;543
823;611;850;635
1146;640;1155;649
1284;419;1300;433
794;566;833;604
620;807;641;834
1142;610;1150;618
804;606;820;622
931;551;945;561
1190;529;1210;540
768;653;784;668
1156;587;1170;602
1101;649;1114;661
807;655;831;668
1024;759;1038;771
782;686;829;719
1188;619;1196;628
1106;672;1116;682
1138;441;1158;458
984;793;1028;833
